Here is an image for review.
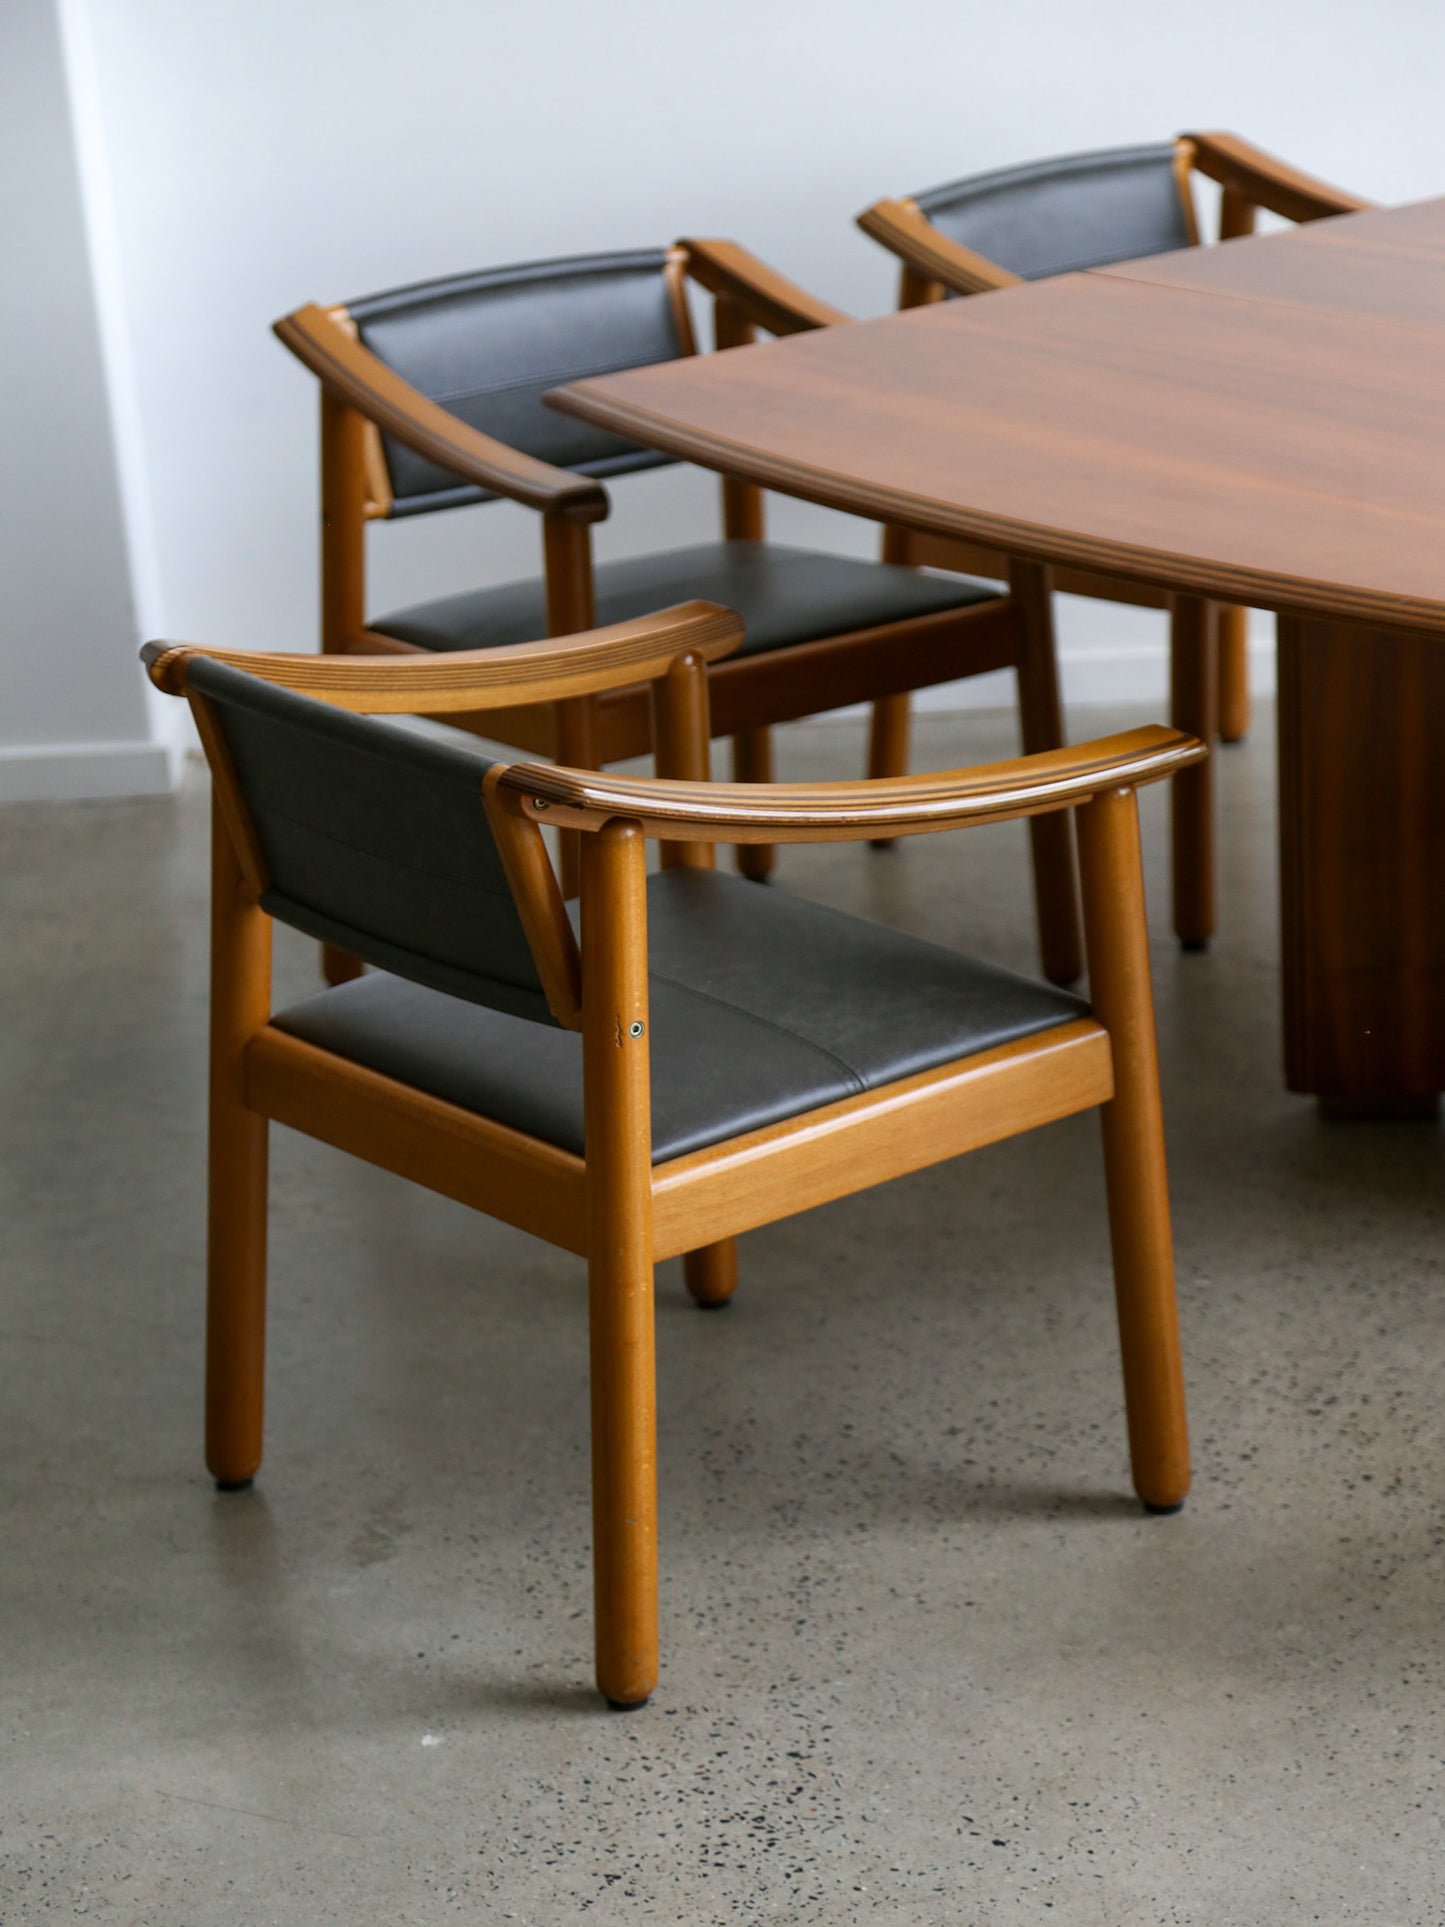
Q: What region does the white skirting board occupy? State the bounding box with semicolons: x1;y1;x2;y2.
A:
0;616;1275;803
915;631;1276;715
0;680;196;804
0;738;178;805
840;600;1277;720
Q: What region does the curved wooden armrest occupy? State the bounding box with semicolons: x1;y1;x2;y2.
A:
273;303;608;522
141;602;744;714
499;726;1204;843
855;198;1020;297
1183;132;1373;224
679;238;850;336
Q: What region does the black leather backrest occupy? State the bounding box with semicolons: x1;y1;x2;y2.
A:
189;659;556;1025
915;143;1192;282
349;250;687;516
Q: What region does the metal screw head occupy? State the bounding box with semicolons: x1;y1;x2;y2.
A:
628;1020;645;1038
532;797;550;811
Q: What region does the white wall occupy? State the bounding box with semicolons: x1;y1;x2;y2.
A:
9;0;1445;792
0;0;170;800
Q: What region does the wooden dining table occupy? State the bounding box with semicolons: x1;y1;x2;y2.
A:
548;197;1445;1117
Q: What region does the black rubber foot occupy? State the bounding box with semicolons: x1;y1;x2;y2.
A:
1179;938;1209;953
215;1477;254;1493
606;1694;651;1712
694;1297;733;1312
1143;1498;1186;1516
1219;735;1248;748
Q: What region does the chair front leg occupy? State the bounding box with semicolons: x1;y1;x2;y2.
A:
1010;561;1083;986
1215;603;1251;743
866;694;912;845
1077;786;1190;1513
206;798;272;1488
867;524;916;846
732;729;777;881
581;821;659;1706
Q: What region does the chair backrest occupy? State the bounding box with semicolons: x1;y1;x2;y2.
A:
188;657;559;1024
347;249;692;517
914;142;1194;282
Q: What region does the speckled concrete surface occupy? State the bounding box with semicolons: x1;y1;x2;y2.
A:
3;706;1444;1924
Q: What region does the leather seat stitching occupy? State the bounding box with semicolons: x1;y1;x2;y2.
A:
646;968;868;1095
250;800;518;906
375;552;990;636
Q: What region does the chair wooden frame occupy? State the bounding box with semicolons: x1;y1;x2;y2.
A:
274;240;1082;987
857;130;1372;947
145;603;1203;1709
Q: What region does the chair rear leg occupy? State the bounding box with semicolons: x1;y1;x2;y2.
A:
556;695;599;901
321;943;364;986
318;392;372;985
1077;787;1191;1513
733;729;777;882
207;1110;269;1489
1216;603;1251;743
1169;596;1218;950
1010;562;1083;987
684;1240;738;1308
206;800;272;1488
866;694;912;848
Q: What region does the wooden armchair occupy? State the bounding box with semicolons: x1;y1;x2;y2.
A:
274;241;1081;987
144;601;1203;1709
857;131;1371;948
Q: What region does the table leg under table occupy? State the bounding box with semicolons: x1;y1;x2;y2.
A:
1277;613;1445;1116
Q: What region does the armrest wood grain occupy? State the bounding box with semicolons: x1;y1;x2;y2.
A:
501;726;1205;843
1184;132;1373;223
141;603;744;713
679;238;850;335
274;303;608;520
855;198;1020;297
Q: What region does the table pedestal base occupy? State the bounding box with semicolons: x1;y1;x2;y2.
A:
1278;613;1445;1109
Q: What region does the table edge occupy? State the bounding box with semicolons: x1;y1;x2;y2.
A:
548;377;1445;635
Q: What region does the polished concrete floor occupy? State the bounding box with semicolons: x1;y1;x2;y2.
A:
3;705;1444;1924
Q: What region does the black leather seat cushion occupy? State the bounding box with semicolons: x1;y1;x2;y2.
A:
273;869;1087;1162
371;541;998;659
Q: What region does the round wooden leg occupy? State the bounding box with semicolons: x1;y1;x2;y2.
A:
1011;561;1083;986
867;694;911;848
321;943;364;986
582;824;660;1709
733;729;777;882
684;1241;738;1308
206;801;272;1487
1078;788;1192;1514
1216;603;1251;744
1169;596;1218;951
